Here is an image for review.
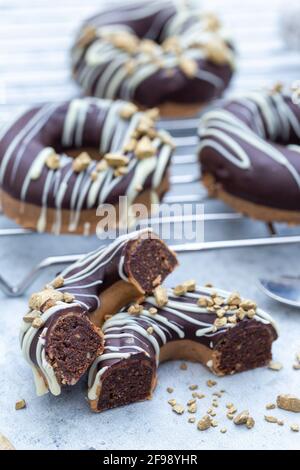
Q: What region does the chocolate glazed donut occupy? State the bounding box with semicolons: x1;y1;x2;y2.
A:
88;285;277;412
0;98;173;234
20;229;178;396
198;88;300;224
71;0;235;116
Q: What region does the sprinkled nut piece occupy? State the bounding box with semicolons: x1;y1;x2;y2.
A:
179;57;197;78
214;317;227;328
108;32;139;54
266;403;276;410
0;434;15;450
46;152;60;171
32;317;45;329
202;40;231;65
149;307;157;315
172;404;184;415
147;326;154;335
188;403;197;414
183;279;196;292
72;152;92;173
29;289;64;311
240;299;257;311
23;310;41;323
77;26;97;48
104;153;129;168
173;284;187;296
207;379;217;388
96;160;108;172
114;166;129;178
52;276;64;288
119;103;138;120
135;136;156;159
167;387;174;394
180;362;188;371
128;304;143;315
277;394;300;413
15;399;26;410
189;384;198;391
63;292;75;303
291;424;299;432
268;361;283;371
197;297;208;307
227;292;241;306
246;417;255;429
220;428;227;434
197;415;212;431
123;138;137;153
264;415;278;423
168;399;176;406
154;285;168;307
233;410;249;425
188;417;196;424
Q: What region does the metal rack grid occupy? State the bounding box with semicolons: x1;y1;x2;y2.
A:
1;0;300;297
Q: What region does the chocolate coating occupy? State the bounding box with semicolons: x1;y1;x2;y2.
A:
71;1;235;108
198;90;300;214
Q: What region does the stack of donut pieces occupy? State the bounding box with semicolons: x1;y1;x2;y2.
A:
21;229;277;413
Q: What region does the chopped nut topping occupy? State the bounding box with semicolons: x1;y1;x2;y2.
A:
23;310;41;323
179;57;198;78
293;363;300;370
104;153;129;168
173;284;187;296
214;317;227;328
29;289;64;311
90;171;98;182
201;13;221;32
127;304;143;315
290;424;299;432
72;152;92;173
197;297;208;307
180;362;188;371
32;317;45;329
277;420;284;426
216;308;226;318
15;399;26;410
211;420;218;428
227;292;241;306
166;387;174;394
206;379;217;388
187;399;196;406
135;136;156;159
147;326;154;335
193;392;205;399
233;410;250;425
228;315;237;324
189;384;198;391
188;417;196;424
188;403;197;414
236;308;246;321
168;399;177;406
197;415;212;431
119;103;138;120
240;299;257;311
114;166;129;178
77;26;97;48
63;292;75;303
268;361;283;371
145;108;160;121
96;160;108;172
220;428;227;434
266;403;276;410
202;40;232;65
277;394;300;412
52;276;64;289
123;138;137;153
46;152;60;171
162;36;181;54
246;417;255;429
213;296;224;306
154;285;168;307
172;404;184;415
182;279;196;292
264;415;278;423
108;32;139;53
149;307;158;315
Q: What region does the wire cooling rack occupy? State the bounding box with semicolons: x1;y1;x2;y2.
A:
0;0;300;297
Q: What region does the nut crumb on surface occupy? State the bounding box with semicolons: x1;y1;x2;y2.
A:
168;399;176;406
166;387;174;394
0;433;15;450
15;399;26;410
268;361;283;371
266;403;276;410
233;410;249;425
290;424;299;432
206;379;217;388
197;415;212;431
264;415;278;423
277;394;300;412
180;362;188;371
172;404;185;415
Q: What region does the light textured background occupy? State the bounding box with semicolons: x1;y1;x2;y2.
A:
0;0;300;450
